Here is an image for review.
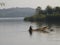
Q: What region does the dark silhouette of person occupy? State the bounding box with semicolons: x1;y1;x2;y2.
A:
29;26;32;35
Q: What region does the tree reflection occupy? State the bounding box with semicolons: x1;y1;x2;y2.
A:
36;21;60;29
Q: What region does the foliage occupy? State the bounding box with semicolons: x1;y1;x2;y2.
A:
24;6;60;22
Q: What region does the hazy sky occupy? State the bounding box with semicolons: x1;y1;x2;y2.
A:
0;0;60;9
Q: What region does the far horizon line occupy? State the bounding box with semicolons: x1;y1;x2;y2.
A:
0;7;36;9
0;5;60;10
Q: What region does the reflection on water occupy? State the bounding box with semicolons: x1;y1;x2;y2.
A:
36;22;60;29
28;21;60;45
29;30;32;36
0;18;60;45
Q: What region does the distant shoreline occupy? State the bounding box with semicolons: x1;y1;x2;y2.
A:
0;17;24;20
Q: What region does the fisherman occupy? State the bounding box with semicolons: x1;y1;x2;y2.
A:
29;26;32;32
29;26;32;35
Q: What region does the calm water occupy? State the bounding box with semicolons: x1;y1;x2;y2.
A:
0;17;60;45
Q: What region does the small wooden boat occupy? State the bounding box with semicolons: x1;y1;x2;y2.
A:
29;26;49;33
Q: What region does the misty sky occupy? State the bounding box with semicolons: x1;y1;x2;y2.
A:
0;0;60;9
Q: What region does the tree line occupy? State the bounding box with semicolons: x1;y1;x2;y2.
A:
24;5;60;22
36;5;60;15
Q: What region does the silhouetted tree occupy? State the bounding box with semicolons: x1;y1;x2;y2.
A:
36;6;42;14
54;7;60;14
46;5;53;15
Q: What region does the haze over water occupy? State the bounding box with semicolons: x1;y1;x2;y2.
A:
0;17;60;45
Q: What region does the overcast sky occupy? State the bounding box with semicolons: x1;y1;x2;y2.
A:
0;0;60;9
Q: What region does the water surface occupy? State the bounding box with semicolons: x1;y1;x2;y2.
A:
0;17;60;45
